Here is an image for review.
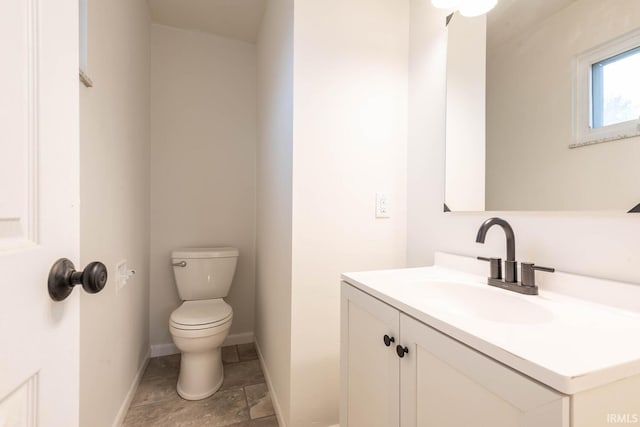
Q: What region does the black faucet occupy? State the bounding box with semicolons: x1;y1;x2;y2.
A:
476;217;517;283
475;217;554;296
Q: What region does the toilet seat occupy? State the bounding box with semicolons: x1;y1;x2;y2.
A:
170;299;233;330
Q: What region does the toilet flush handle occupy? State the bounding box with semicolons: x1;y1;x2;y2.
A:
172;261;187;267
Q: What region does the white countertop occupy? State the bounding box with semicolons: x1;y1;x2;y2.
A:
341;252;640;395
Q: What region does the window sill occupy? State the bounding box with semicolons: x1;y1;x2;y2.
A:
570;120;640;149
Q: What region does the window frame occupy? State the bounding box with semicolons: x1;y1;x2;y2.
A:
573;28;640;148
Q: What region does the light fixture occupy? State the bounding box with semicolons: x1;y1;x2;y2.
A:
458;0;498;17
431;0;498;17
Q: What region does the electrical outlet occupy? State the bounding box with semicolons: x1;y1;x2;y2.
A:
376;192;390;218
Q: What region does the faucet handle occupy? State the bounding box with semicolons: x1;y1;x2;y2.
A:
478;256;502;280
521;263;555;288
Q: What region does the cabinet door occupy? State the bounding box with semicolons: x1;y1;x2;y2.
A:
400;314;569;427
341;283;400;427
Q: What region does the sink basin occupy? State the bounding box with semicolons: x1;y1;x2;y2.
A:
423;281;555;324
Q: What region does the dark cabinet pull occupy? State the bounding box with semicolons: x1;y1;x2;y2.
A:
383;334;395;347
48;258;108;301
396;345;409;358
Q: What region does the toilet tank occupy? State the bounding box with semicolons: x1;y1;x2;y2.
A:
171;247;239;301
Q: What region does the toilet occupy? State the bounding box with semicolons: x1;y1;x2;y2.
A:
169;247;238;400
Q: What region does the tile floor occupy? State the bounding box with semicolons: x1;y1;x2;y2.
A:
123;343;278;427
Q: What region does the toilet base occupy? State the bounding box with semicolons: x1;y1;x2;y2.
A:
176;347;224;400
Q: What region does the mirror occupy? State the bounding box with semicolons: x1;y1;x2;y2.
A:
444;0;640;212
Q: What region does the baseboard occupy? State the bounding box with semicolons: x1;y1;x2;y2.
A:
223;331;254;346
112;348;150;427
255;339;287;427
150;342;178;358
150;332;255;358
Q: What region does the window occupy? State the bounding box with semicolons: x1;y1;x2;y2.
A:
591;47;640;128
573;30;640;148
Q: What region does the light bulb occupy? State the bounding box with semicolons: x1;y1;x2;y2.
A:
431;0;460;9
458;0;498;17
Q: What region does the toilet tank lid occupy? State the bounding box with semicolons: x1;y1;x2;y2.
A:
172;247;239;259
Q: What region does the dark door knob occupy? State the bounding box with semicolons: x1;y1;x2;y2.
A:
383;334;395;347
396;345;409;358
48;258;108;301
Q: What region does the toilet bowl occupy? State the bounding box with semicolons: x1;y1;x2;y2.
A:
170;299;233;399
169;247;238;400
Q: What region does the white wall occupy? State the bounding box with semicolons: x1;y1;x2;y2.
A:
255;0;294;425
486;0;640;211
408;0;640;288
290;0;409;425
79;0;150;425
150;25;257;349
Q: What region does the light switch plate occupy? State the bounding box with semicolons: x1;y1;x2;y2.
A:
376;192;390;218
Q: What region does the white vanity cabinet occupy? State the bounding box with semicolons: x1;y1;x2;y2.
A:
399;314;568;427
340;281;401;427
340;283;569;427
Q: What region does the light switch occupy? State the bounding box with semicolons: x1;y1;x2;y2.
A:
376;192;390;218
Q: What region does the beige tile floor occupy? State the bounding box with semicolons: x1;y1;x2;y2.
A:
123;343;278;427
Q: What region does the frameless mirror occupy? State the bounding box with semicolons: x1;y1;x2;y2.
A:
444;0;640;212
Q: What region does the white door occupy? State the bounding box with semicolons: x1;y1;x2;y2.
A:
0;0;80;426
340;283;400;427
400;314;569;427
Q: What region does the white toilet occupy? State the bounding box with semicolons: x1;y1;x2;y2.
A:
169;247;238;400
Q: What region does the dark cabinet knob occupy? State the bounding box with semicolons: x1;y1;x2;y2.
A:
383;334;395;347
48;258;108;301
396;345;409;358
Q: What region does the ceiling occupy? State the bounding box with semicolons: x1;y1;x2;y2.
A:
147;0;267;43
487;0;578;49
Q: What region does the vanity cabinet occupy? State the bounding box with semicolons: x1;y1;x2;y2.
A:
399;314;568;427
340;281;400;427
340;283;569;427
